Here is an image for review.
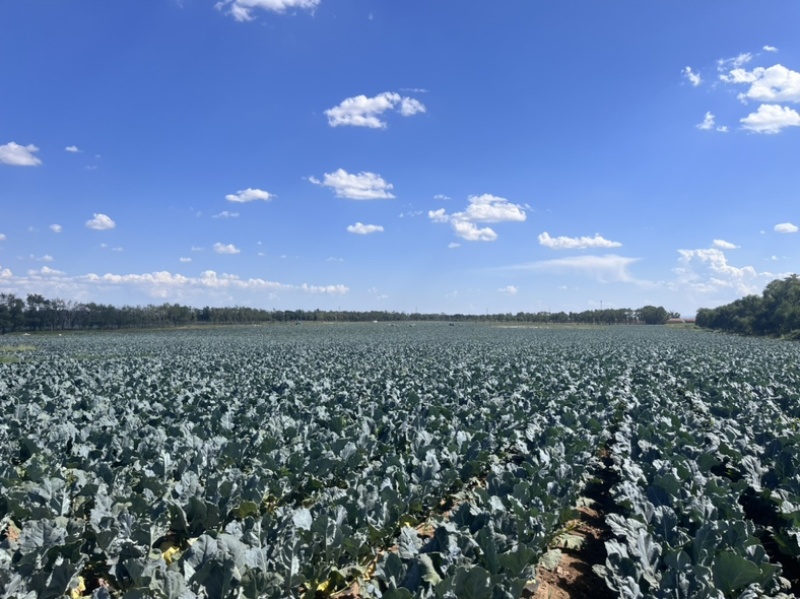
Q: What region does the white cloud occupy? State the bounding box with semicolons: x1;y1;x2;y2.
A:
213;211;239;219
517;254;640;283
538;232;622;250
712;239;739;249
325;92;426;128
434;194;451;201
451;220;497;242
674;247;777;296
65;145;81;153
213;242;241;254
326;256;344;262
191;245;203;252
0;233;6;241
461;194;527;223
764;45;779;53
696;111;715;130
1;268;349;300
775;222;799;233
725;64;800;104
311;169;395;200
717;52;753;72
179;257;192;263
448;242;461;249
31;254;54;262
215;0;320;21
49;224;62;233
683;66;702;87
695;112;728;132
429;194;526;241
225;188;275;203
85;213;116;230
0;142;42;166
741;104;800;134
499;285;518;296
28;266;65;276
347;222;384;235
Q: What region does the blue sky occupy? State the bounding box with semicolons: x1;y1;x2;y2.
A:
1;0;799;316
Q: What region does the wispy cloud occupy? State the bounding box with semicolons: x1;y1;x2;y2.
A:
712;239;739;249
65;145;81;153
538;232;622;250
215;0;320;22
49;224;62;233
310;169;395;200
325;92;426;128
498;285;518;296
509;255;641;284
0;142;42;166
696;111;728;132
213;211;239;219
682;66;702;87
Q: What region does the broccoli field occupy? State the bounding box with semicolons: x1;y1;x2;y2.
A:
2;324;800;598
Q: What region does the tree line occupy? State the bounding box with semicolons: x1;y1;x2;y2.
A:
696;275;800;338
0;292;676;334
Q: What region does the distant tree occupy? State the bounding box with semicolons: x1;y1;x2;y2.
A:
638;305;669;325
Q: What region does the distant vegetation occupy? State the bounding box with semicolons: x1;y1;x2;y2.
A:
0;292;676;333
696;275;800;338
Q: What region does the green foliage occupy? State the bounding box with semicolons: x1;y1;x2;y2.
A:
1;325;799;597
697;274;800;338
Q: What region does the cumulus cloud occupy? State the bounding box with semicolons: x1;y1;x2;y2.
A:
683;66;702;86
325;92;426;128
713;239;739;249
434;194;451;201
213;211;239;219
452;220;497;241
775;222;799;233
429;194;526;241
311;169;395;200
763;45;778;53
0;142;42;166
179;257;192;263
741;104;800;133
723;64;800;103
448;242;461;249
49;224;62;233
346;222;384;235
65;145;81;153
215;0;320;21
85;213;116;230
498;285;518;296
538;232;622;250
213;242;241;254
515;255;640;283
225;188;275;203
674;247;778;296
